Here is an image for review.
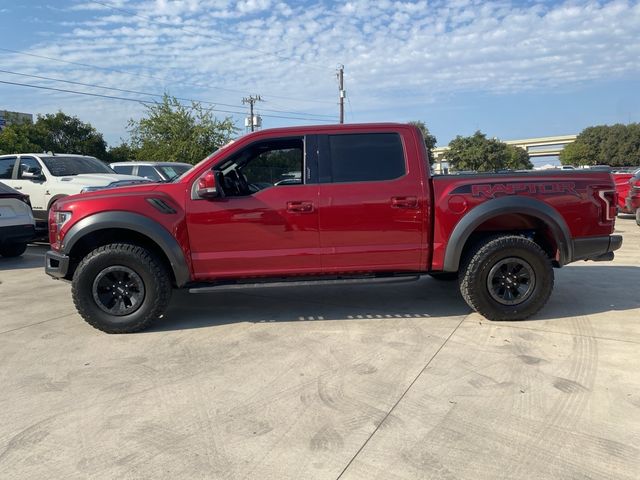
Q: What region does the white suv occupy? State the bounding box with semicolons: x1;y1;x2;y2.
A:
0;153;144;228
0;181;35;257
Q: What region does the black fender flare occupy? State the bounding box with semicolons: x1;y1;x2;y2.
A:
442;196;573;272
61;211;190;287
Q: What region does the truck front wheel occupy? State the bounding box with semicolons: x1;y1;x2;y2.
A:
72;243;172;333
459;235;553;321
636;208;640;226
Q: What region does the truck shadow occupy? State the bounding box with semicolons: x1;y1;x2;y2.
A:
149;265;640;332
150;278;471;332
0;243;48;271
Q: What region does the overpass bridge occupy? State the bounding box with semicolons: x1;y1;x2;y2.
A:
432;134;577;170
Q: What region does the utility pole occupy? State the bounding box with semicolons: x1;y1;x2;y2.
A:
242;94;263;132
337;65;345;124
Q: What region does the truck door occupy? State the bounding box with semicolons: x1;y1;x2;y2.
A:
186;136;321;280
13;156;48;222
317;131;426;273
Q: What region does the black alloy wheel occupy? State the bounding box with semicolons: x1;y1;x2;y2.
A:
486;257;535;306
92;265;146;316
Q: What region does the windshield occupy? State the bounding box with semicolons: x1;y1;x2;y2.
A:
172;140;238;182
42;156;114;176
158;164;191;181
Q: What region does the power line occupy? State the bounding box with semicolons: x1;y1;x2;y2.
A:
0;79;335;123
0;47;336;106
92;1;333;73
0;68;334;120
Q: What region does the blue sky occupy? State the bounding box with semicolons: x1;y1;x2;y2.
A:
1;0;639;161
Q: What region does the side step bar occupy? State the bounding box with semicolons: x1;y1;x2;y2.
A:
188;275;421;294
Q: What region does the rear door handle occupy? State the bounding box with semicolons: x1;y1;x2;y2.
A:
13;186;22;190
391;196;418;209
287;201;314;213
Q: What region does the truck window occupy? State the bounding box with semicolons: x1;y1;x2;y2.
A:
137;165;162;181
0;157;16;179
17;157;42;179
217;137;304;196
112;165;134;175
41;156;114;176
327;133;405;183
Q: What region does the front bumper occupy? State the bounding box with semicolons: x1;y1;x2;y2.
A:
45;250;70;279
572;235;623;262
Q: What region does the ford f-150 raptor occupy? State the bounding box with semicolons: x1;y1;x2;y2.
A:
44;123;622;333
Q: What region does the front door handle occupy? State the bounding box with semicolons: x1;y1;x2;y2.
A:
13;186;22;190
391;196;418;209
287;201;314;213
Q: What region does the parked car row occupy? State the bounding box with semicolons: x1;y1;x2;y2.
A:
0;155;195;227
613;167;640;225
0;156;193;256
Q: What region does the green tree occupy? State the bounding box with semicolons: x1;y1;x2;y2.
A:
0;124;39;154
127;94;238;164
560;123;640;166
505;144;534;170
106;143;138;163
408;120;437;164
559;141;593;166
447;131;532;172
0;111;108;158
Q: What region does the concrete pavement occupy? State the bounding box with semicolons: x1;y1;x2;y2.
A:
0;219;639;479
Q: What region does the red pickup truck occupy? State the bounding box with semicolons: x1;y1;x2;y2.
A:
45;123;622;333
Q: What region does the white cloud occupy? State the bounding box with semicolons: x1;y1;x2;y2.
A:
2;0;639;144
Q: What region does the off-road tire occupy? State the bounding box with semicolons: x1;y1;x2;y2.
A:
0;242;28;257
459;235;553;321
428;272;459;281
636;208;640;226
72;243;172;333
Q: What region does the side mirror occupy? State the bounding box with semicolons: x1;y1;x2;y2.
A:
196;170;221;199
22;168;43;180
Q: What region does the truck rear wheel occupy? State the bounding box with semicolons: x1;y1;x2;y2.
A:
459;235;553;321
72;243;172;333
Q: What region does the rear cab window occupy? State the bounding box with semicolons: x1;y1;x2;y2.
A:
322;132;406;183
0;157;17;179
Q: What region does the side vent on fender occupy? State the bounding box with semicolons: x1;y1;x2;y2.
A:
146;198;177;214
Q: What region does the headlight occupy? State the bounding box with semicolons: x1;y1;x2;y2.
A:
81;186;104;193
49;210;72;247
54;211;72;230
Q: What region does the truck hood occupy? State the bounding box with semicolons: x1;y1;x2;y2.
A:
56;173;145;186
55;182;162;210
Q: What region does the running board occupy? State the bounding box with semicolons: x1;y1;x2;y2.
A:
187;275;421;294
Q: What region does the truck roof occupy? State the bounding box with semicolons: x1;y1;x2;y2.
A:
240;122;409;136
